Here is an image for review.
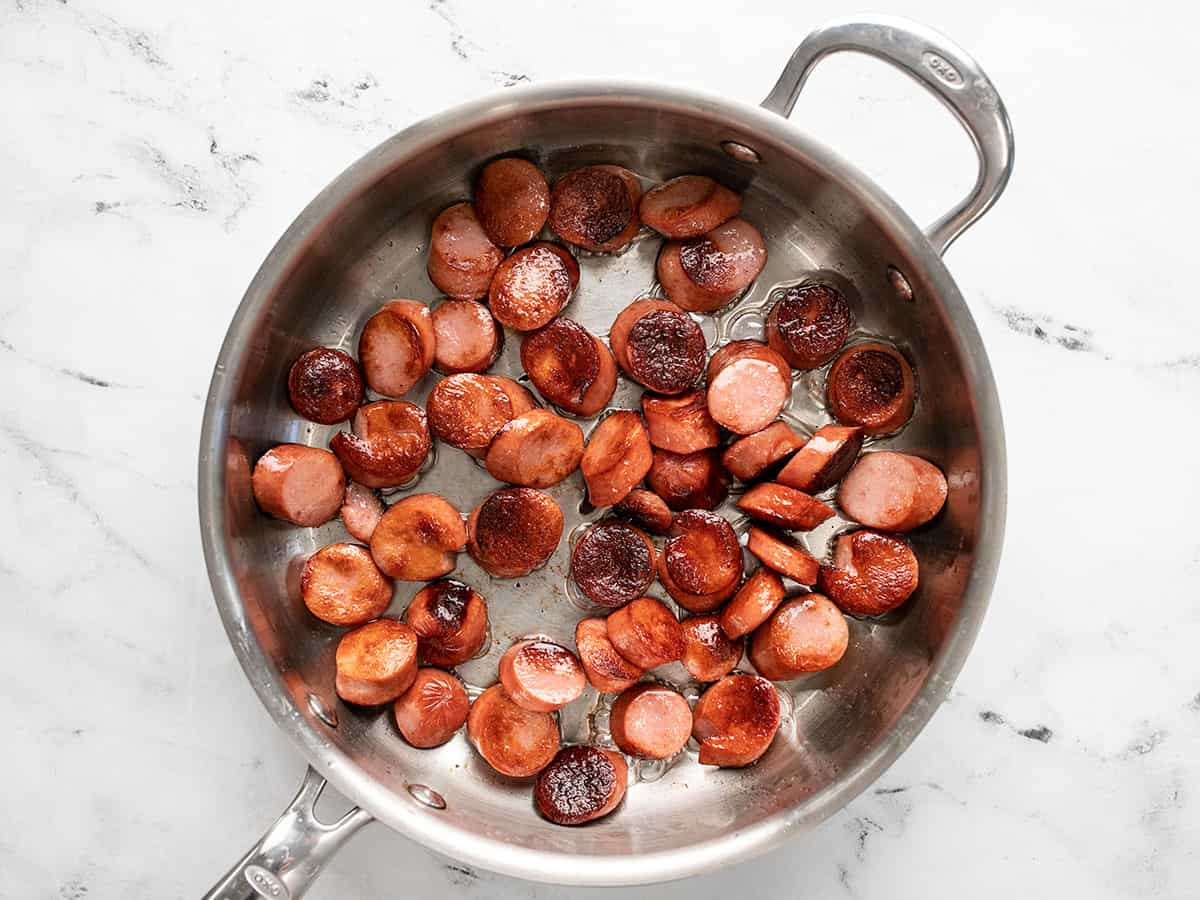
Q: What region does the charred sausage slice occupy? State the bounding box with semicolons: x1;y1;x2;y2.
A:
692;673;780;767
706;340;791;435
721;422;807;482
571;520;656;609
737;483;836;531
467;684;560;778
252;444;345;527
427;202;504;301
341;482;385;543
641;390;720;454
837;451;947;532
520;318;617;415
580;411;653;508
776;424;864;493
658;509;743;612
488;242;580;332
331;400;431;489
826;342;916;435
657;218;767;313
426;373;528;453
745;527;819;585
639;175;741;238
719;568;786;639
535;746;628;826
467;487;563;578
605;597;684;670
474;157;550;248
574;617;644;693
334;618;418;706
610;683;692;759
404;579;489;667
749;594;848;681
287;348;364;424
301;542;393;626
623;308;707;395
549;165;642;252
499;639;586;712
392;668;470;748
646;448;729;512
612;489;674;535
485;409;584;488
766;283;853;370
608;298;681;371
819;530;919;616
370;493;466;581
681;615;743;682
431;299;502;374
359;300;436;398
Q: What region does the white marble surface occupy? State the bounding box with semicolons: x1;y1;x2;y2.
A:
3;0;1199;897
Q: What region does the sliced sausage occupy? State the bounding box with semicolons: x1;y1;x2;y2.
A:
334;618;418;706
341;483;384;543
658;509;743;612
657;218;767;313
612;489;673;535
721;422;807;482
737;483;836;531
608;298;680;371
330;400;431;489
359;300;436;398
646;448;729;512
570;520;656;609
467;487;563;578
826;342;916;435
548;165;642;252
499;639;586;712
520;318;617;415
301;542;393;626
252;444;345;527
431;299;502;374
610;683;692;759
370;493;466;581
574;617;644;693
766;283;853;370
427;202;504;300
580;410;653;507
819;530;919;616
535;746;628;826
691;673;780;767
426;373;531;453
639;175;741;238
404;579;488;667
488;242;580;331
641;390;720;454
749;594;848;680
776;424;864;493
746;526;819;585
287;348;364;424
605;596;684;669
837;451;947;532
681;615;743;682
474;157;550;248
706;340;791;435
623;308;707;395
467;684;560;778
485;409;584;488
392;668;470;748
719;568;786;639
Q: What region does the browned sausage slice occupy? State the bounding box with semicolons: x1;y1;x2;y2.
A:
427;202;504;300
746;527;819;585
655;240;736;313
431;299;502;374
658;509;743;612
485;409;584;488
359;300;436;398
749;594;848;680
467;684;560;777
288;348;364;424
252;444;345;526
776;424;864;493
549;165;642;252
721;422;807;482
467;487;563;578
489;242;580;331
610;683;692;759
826;342;916;434
837;451;947;532
624;309;707;395
646;448;729;512
819;530;919;616
706;340;792;435
608;298;681;372
570;520;656;609
580;411;653;507
392;668;470;748
425;373;527;453
341;482;385;543
681;615;743;682
692;673;780;767
370;493;466;581
301;542;393;626
404;579;488;667
658;219;767;313
520;318;617;415
334;618;418;706
612;489;674;535
474;157;550;248
574;617;644;693
639;175;741;238
331;401;431;489
499;639;586;712
535;746;628;825
641;390;720;454
766;283;853;370
737;483;836;531
719;568;785;639
605;596;684;669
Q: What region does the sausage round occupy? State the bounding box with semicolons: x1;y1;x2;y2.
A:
404;578;488;667
641;390;720;454
737;482;836;531
691;673;780;767
330;400;431;489
612;489;674;535
623;309;707;395
426;373;532;453
706;340;792;435
252;444;345;527
370;493;466;581
609;683;692;759
574;617;643;693
485;409;584;488
826;342;916;435
488;242;580;332
657;218;767;313
639;175;741;238
359;300;436;398
340;482;384;543
474;157;550;248
520;318;617;415
548;165;642;252
646;448;729;512
720;568;786;639
287;348;364;424
749;594;848;680
766;283;853;370
334;618;418;706
746;526;819;585
301;542;393;626
467;684;560;778
580;410;653;507
721;422;806;482
570;520;656;608
499;639;586;712
819;530;919;616
392;668;470;748
535;746;628;826
427;202;504;300
658;509;743;612
431;299;502;374
776;424;864;493
605;597;684;670
837;451;947;532
608;298;680;371
467;487;563;578
681;615;743;682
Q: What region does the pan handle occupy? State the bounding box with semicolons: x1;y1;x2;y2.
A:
761;15;1014;255
201;767;373;900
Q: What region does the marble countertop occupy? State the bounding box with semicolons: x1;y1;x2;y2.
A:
3;0;1198;897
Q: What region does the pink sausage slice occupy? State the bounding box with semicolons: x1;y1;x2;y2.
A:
431;299;502;374
392;668;470;748
359;300;437;399
639;175;741;238
610;683;692;759
749;594;848;680
612;489;674;535
341;482;385;543
706;340;792;435
499;639;586;712
646;448;730;512
427;202;504;301
837;451;947;532
252;444;345;527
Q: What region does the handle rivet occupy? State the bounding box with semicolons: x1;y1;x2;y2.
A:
307;693;338;728
721;141;761;164
887;266;914;302
407;783;447;810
